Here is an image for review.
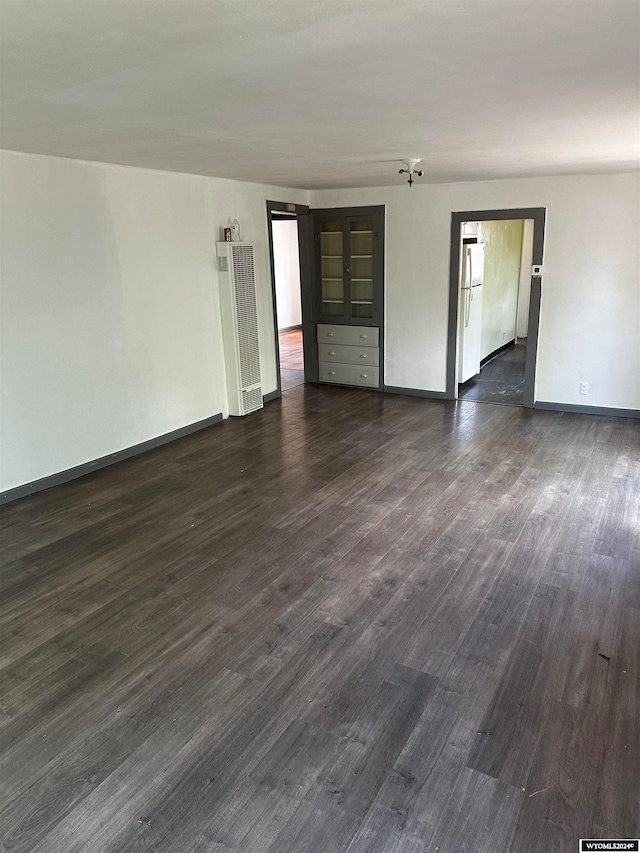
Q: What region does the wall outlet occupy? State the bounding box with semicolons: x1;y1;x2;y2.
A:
579;381;589;395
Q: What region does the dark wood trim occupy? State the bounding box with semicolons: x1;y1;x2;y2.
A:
378;210;386;389
534;401;639;418
446;208;546;408
312;205;386;219
446;216;463;401
278;324;302;333
262;390;280;404
0;413;224;505
266;203;283;400
523;275;542;409
265;201;311;399
297;211;318;383
266;201;310;215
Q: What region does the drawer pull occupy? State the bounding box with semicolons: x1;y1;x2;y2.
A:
329;371;336;376
328;351;336;356
360;373;368;378
327;333;335;337
359;354;367;359
359;334;367;338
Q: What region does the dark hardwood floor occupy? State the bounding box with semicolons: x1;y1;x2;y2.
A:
1;385;638;852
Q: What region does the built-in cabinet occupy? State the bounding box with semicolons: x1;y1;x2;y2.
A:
312;206;384;389
317;324;380;388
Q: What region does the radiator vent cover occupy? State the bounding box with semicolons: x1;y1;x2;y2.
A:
216;242;263;417
242;386;263;414
231;244;261;389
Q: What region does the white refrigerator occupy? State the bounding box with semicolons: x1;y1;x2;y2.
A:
458;243;485;383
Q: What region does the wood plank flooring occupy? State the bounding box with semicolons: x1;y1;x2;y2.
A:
0;385;638;852
278;328;303;370
279;328;304;391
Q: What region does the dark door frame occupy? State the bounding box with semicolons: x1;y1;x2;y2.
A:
446;207;546;407
266;200;313;399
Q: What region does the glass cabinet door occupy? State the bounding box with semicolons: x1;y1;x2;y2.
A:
319;221;344;318
348;218;374;320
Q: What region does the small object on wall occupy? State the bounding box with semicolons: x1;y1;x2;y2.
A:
224;227;232;242
231;218;241;242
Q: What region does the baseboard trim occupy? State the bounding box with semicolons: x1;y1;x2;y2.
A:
480;339;516;368
383;386;448;400
278;324;302;333
263;390;280;403
535;401;639;419
0;412;224;506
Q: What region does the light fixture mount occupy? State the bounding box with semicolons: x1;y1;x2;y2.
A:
398;158;423;187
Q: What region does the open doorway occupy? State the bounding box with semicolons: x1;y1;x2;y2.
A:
266;201;314;399
272;213;304;391
446;208;545;408
457;218;534;405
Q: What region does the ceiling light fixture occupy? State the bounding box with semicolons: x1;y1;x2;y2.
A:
399;158;423;187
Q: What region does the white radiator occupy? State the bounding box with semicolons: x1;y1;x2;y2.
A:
216;242;263;416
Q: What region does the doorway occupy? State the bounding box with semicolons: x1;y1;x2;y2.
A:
272;213;304;391
266;201;314;399
457;218;532;405
446;208;545;407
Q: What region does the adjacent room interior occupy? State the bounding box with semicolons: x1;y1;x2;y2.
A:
457;218;535;406
271;212;305;392
0;2;638;852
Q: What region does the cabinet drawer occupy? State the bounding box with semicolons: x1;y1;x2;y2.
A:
317;324;379;347
319;362;379;388
318;343;379;366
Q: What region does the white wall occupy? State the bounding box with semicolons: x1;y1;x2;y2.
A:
310;172;640;411
477;219;523;360
272;219;302;329
0;150;307;492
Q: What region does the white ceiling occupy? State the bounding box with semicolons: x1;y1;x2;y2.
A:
1;0;639;189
